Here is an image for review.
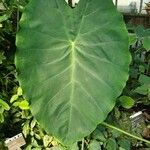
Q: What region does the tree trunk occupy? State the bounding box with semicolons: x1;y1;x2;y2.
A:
115;0;118;7
139;0;143;14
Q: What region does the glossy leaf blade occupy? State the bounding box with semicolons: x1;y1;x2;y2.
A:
16;0;131;144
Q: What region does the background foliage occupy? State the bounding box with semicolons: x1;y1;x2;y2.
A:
0;0;150;149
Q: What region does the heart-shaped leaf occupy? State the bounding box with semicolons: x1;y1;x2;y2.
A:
118;96;135;109
16;0;131;145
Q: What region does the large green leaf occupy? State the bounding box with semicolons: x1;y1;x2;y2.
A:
16;0;131;145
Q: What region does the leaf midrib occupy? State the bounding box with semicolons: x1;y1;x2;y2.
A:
67;41;76;136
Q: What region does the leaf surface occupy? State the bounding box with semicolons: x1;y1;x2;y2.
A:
119;96;135;109
0;99;10;110
143;37;150;51
16;0;131;144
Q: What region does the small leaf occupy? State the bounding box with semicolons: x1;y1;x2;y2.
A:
135;25;145;38
0;113;4;123
0;14;9;23
10;94;18;103
30;130;34;136
89;140;101;150
21;110;32;119
129;33;137;45
0;3;6;10
0;51;6;64
26;145;32;150
145;142;150;148
51;140;58;147
19;100;29;110
139;74;150;85
0;107;4;113
143;37;150;51
143;28;150;37
43;135;53;147
135;75;150;95
134;84;150;95
106;138;117;150
112;129;121;138
30;118;37;129
31;137;40;147
34;133;41;140
23;120;30;137
139;65;145;73
118;139;131;150
92;128;106;142
17;87;23;96
18;5;25;12
114;107;121;119
119;96;135;109
0;99;10;110
12;102;20;107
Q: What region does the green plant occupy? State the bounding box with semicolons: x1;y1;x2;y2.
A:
0;0;150;149
118;96;135;109
16;0;131;145
128;25;150;103
0;99;10;123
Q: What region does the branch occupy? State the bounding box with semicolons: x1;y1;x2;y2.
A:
101;122;150;144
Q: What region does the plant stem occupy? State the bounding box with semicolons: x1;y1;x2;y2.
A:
115;0;118;7
81;139;84;150
16;7;19;32
101;122;150;144
146;61;150;75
